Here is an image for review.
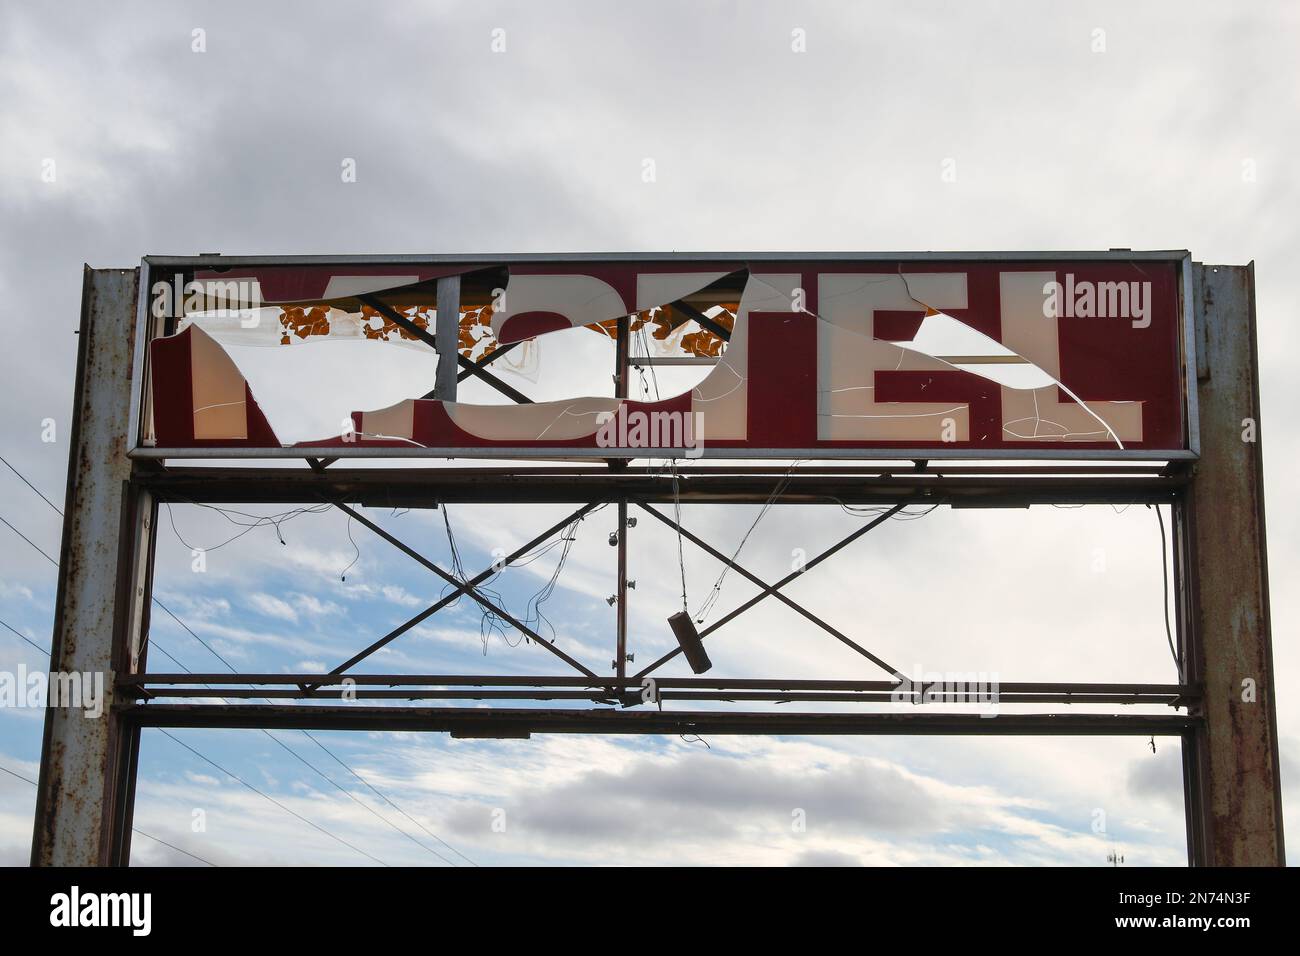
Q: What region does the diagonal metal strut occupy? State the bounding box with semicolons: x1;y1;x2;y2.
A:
454;340;523;384
634;503;906;678
356;293;533;405
326;501;600;677
638;503;900;676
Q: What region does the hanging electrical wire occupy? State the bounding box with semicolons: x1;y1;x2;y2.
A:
1150;503;1182;680
520;512;585;641
439;505;510;651
636;322;661;402
437;502;608;653
671;459;689;615
692;460;802;623
163;499;334;553
824;496;942;522
339;511;360;581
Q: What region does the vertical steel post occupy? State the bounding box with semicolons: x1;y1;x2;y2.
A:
614;315;629;678
32;268;153;866
1182;262;1285;865
614;314;629;400
616;501;629;678
433;274;461;401
1172;493;1209;866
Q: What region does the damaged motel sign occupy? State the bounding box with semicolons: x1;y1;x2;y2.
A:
129;252;1198;461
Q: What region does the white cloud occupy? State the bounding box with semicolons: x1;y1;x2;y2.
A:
381;585;424;608
292;593;345;618
247;593;298;623
0;581;34;602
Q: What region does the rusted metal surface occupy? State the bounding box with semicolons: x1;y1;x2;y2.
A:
1184;263;1285;865
31;268;143;866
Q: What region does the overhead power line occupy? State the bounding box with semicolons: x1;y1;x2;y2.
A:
0;452;477;866
0;758;216;867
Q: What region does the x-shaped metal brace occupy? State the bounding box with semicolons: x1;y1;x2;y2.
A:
633;502;905;679
324;501;600;679
356;293;533;405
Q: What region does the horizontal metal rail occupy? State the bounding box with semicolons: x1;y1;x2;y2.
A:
119;674;1198;692
119;704;1200;736
132;447;1200;461
144;463;1181;476
124;689;1192;706
144;251;1194;268
134;468;1186;506
121;675;1197;707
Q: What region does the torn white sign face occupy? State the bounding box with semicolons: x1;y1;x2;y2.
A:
887;309;1128;448
816;272;1145;448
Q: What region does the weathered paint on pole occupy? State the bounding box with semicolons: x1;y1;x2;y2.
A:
1184;262;1285;865
31;267;147;866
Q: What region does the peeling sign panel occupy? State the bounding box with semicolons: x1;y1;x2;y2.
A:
133;254;1192;460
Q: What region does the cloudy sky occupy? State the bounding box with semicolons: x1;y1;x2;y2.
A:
1;0;1296;866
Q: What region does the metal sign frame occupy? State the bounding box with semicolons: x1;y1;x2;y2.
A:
125;251;1201;461
29;254;1283;868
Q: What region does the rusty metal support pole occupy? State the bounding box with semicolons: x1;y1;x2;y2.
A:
1182;262;1285;865
32;267;152;866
